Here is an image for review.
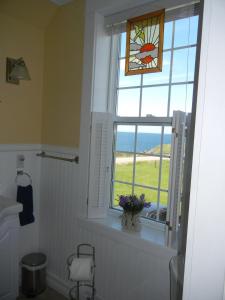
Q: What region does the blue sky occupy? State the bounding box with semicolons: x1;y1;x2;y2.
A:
117;16;198;133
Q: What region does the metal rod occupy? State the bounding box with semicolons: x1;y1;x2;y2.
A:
36;151;79;164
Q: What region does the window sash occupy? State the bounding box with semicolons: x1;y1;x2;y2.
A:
116;24;197;119
111;119;172;222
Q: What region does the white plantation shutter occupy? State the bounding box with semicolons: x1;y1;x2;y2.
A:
88;112;113;218
178;113;192;255
166;111;186;248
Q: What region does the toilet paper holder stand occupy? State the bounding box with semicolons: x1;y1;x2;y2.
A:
67;243;96;300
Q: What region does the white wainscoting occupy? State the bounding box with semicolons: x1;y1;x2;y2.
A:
0;144;41;261
0;144;174;299
39;146;80;296
77;220;174;300
38;146;174;300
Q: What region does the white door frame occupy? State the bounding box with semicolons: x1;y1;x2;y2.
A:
183;0;225;299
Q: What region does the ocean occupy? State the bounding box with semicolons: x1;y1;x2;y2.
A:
116;132;171;153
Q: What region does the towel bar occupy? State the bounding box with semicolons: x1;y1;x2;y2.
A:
36;151;79;164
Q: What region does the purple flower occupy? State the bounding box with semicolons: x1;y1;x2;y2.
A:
118;194;151;214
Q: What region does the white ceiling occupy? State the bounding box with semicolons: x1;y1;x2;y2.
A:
49;0;73;6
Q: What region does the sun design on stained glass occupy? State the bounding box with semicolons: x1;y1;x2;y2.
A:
126;10;164;75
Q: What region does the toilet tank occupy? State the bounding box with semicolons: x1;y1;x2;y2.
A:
0;196;22;299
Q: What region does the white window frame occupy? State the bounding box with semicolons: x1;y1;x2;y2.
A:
81;3;199;240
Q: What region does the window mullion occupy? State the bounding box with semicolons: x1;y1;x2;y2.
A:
139;74;144;117
156;126;165;221
113;179;168;192
167;20;176;117
117;80;194;91
131;125;138;195
114;33;122;115
114;116;173;125
131;74;143;195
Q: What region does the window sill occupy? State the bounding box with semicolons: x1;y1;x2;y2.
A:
78;210;177;256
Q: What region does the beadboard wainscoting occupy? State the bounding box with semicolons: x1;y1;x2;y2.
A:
77;220;174;300
39;145;80;296
0;144;41;260
0;144;174;299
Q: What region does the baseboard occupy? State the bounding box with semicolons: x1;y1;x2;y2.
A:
47;272;71;298
47;271;104;300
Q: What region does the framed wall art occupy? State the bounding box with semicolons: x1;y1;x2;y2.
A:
125;9;165;75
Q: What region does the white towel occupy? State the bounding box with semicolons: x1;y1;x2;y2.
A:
69;257;93;281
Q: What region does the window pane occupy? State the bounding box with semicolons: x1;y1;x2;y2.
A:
164;21;173;50
141;86;168;117
146;203;167;222
133;186;156;205
113;182;132;207
117;88;140;116
189;16;199;45
114;152;134;183
172;47;196;83
187;47;196;81
120;32;126;58
174;18;189;48
115;125;135;152
136;125;162;153
161;158;170;190
135;154;160;188
170;84;193;116
160;191;168;207
119;59;141;87
174;16;198;48
163;126;172;156
143;51;171;85
159;194;168;222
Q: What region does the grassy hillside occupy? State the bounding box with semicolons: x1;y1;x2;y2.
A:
147;144;171;155
113;159;170;207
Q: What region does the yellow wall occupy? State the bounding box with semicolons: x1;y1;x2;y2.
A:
42;0;84;147
0;0;57;30
0;13;44;144
0;0;85;147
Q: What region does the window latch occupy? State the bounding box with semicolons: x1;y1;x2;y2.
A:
165;221;173;231
172;127;178;137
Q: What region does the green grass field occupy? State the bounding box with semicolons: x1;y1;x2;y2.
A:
113;159;170;207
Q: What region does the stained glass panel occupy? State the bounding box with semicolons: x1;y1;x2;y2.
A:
125;10;165;76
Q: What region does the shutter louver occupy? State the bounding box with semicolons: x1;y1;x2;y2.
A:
166;111;186;248
88;112;113;218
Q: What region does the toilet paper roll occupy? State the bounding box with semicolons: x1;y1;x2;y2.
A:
69;257;93;281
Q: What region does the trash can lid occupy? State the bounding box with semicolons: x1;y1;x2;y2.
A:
22;253;47;267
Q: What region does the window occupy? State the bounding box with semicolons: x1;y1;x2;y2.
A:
86;3;200;244
110;13;199;224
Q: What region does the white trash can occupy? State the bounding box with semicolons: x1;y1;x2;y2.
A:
21;253;47;297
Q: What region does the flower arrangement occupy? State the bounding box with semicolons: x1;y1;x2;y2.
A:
119;194;151;214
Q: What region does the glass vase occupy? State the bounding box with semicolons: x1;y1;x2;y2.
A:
121;211;141;232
